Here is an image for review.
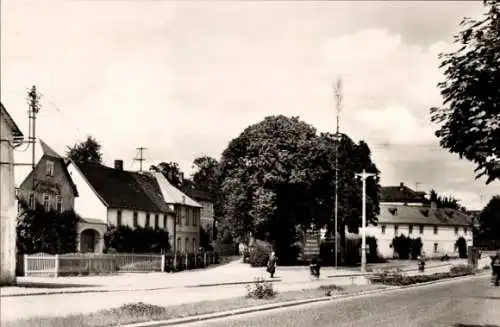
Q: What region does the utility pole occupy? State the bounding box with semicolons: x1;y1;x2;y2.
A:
333;79;342;269
356;169;376;273
27;86;41;191
134;147;147;172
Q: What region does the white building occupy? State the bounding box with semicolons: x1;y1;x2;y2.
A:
364;183;474;259
0;103;24;285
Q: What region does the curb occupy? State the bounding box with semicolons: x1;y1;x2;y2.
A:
0;279;283;298
123;273;488;327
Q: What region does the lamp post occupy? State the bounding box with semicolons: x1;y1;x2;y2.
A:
356;169;376;273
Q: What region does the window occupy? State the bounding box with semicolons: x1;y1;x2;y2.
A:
176;206;182;225
433;226;438;235
193;209;198;226
192;238;196;252
46;160;54;176
381;225;386;234
133;212;138;227
434;243;438;253
56;195;62;213
177;238;181;252
117;210;122;226
419;225;424;234
43;193;50;211
145;214;150;228
394;225;399;235
185;207;190;226
185;238;189;253
463;227;468;235
408;225;413;234
163;215;167;229
155;214;159;229
28;192;35;209
454;227;459;235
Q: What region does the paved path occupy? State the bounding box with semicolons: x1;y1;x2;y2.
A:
186;275;500;327
0;258;473;297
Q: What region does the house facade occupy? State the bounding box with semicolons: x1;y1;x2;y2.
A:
0;103;24;285
153;172;202;253
67;160;175;253
181;186;215;242
17;140;78;214
365;182;474;259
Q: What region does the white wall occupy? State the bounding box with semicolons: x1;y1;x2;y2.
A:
364;223;474;259
0;114;17;285
67;163;107;222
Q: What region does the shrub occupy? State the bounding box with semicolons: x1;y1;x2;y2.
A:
113;302;166;316
391;235;423;260
450;264;474;274
104;226;170;253
246;278;276;299
410;238;423;260
370;265;475;286
344;238;361;266
455;237;468;258
248;245;270;267
318;284;343;296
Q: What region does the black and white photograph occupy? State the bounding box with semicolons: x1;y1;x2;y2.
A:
0;0;499;326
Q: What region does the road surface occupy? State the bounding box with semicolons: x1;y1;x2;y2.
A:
181;275;499;327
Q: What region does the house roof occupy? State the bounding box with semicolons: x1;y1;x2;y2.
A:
380;183;426;203
39;139;62;158
378;203;472;227
1;102;23;138
153;172;202;207
180;185;214;202
74;162;174;213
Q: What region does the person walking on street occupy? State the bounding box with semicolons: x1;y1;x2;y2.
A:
267;251;278;278
492;251;500;286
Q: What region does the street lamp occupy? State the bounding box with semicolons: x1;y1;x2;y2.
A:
356;169;376;273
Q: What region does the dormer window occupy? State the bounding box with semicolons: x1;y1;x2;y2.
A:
388;208;398;215
46;161;55;176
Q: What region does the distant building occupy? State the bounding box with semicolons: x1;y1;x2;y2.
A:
365;182;474;259
67;160;175;253
153;172;202;253
0;103;24;285
17;140;78;214
181;185;215;242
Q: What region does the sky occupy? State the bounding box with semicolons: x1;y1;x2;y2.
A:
2;0;498;210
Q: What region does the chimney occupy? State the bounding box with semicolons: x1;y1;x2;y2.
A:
114;160;124;171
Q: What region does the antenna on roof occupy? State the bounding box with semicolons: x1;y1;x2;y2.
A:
134;147;147;172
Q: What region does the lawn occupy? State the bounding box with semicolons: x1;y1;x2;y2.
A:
3;283;383;327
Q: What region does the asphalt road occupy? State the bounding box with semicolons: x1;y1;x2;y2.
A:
182;275;500;327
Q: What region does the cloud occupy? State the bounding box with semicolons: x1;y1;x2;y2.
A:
2;0;497;210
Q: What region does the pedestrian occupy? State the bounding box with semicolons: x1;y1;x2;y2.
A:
492;251;500;286
267;251;278;278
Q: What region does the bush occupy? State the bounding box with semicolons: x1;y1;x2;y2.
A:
370;266;475;286
391;235;423;260
17;201;79;254
246;278;276;299
248;245;270;267
113;302;166;316
104;225;170;253
450;264;474;274
318;284;344;296
410;238;423;260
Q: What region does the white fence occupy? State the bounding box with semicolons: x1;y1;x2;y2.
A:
18;251;218;277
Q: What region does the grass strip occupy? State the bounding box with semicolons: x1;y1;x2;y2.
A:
3;284;382;327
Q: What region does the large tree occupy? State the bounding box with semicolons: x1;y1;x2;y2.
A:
66;135;103;164
478;195;500;243
191;156;224;218
430;0;500;184
220;115;380;262
428;189;464;211
150;161;186;187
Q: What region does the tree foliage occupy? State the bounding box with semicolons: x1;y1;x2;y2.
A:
219;115;380;261
478;195;500;241
430;0;500;184
428;189;464;211
104;225;170;253
66;135;103;164
391;235;423;260
17;201;79;254
192;156;224;218
150;162;186;187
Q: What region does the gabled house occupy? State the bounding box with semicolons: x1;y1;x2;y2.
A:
365;182;474;259
1;103;24;285
152;172;202;253
67;160;175;253
17;140;78;214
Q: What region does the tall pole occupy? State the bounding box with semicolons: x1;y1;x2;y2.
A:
134;147;147;172
27;86;41;191
356;169;376;273
334;79;342;269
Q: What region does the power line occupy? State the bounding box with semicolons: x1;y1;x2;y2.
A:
134;147;147;172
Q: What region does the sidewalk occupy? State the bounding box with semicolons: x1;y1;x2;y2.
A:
0;257;473;297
